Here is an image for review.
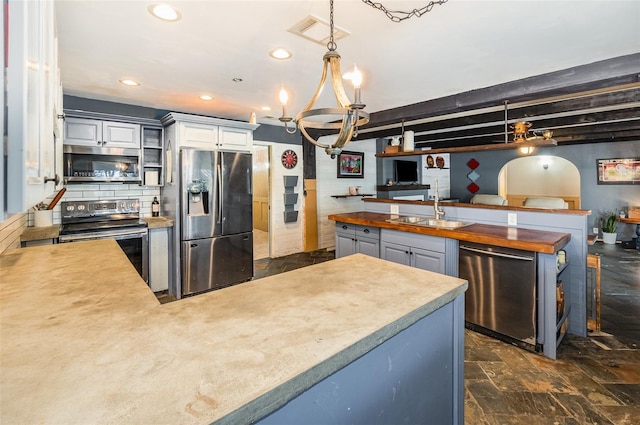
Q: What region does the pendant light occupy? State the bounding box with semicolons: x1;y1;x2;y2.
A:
278;0;370;157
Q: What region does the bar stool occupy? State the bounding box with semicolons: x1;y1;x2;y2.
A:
586;253;601;332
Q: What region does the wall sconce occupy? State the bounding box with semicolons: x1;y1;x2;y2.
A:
518;146;536;155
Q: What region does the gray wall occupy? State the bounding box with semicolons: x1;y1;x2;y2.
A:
449;141;640;238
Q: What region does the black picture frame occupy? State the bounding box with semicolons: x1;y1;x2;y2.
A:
596;158;640;185
337;151;364;178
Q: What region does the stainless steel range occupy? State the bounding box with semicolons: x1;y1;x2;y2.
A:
59;199;148;282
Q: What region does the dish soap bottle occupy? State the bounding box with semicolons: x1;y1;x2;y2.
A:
152;197;160;217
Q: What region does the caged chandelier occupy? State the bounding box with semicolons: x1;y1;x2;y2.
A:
278;0;447;157
278;0;369;158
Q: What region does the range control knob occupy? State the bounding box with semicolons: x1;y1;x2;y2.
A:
66;205;75;212
77;205;86;211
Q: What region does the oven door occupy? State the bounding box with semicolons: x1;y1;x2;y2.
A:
59;229;149;283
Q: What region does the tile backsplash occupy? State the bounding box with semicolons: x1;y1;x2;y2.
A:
30;183;161;225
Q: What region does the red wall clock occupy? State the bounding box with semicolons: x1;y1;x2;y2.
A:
281;149;298;169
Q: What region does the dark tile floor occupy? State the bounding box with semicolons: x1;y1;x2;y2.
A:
588;242;640;347
158;244;640;423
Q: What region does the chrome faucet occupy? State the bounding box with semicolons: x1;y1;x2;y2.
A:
433;179;445;219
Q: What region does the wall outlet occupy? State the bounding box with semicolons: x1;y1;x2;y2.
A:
507;212;518;226
593;227;599;234
390;204;399;215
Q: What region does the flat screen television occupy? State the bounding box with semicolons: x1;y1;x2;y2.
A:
394;160;418;183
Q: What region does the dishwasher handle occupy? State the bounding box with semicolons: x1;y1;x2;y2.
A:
460;245;534;261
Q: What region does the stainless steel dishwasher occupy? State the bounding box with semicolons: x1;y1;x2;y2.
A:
459;242;537;348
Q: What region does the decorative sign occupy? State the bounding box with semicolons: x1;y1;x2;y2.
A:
281;149;298;169
597;158;639;185
467;157;480;193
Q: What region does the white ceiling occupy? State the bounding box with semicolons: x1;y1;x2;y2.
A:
56;0;640;125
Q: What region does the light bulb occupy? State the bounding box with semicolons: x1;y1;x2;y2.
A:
279;88;289;106
351;64;362;89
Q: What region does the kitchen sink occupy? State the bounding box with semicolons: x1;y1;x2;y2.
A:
386;216;472;229
422;219;471;228
388;216;428;224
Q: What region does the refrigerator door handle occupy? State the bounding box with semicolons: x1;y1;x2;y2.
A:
217;163;223;224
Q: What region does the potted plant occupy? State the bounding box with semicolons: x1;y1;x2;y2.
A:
600;210;618;244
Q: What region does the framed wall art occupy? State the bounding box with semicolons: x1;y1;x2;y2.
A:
596;158;640;185
337;151;364;178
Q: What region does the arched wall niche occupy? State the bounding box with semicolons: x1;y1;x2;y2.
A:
498;155;581;208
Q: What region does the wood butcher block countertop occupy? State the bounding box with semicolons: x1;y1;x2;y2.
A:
328;211;571;254
0;240;466;425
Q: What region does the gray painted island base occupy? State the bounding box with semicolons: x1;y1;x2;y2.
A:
257;296;465;425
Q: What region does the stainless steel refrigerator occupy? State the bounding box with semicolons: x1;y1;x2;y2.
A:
180;149;253;296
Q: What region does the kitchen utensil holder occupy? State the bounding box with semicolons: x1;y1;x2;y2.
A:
34;210;53;227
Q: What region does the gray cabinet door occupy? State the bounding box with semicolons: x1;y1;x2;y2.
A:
336;232;356;258
64;117;102;146
381;241;411;266
356;237;380;258
412;246;445;274
102;121;140;148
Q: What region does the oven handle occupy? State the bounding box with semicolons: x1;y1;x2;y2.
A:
59;228;147;242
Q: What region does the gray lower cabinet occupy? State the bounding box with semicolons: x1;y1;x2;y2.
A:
380;229;446;274
335;222;380;258
148;227;170;292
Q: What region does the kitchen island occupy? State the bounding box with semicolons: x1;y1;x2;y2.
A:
328;210;575;359
1;240;467;424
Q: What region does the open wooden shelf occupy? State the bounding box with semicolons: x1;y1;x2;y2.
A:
331;194;375;199
376;184;430;192
376;139;558;158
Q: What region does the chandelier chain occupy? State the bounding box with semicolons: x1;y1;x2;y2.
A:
361;0;448;23
327;0;337;51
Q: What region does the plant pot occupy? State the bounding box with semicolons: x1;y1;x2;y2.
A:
602;232;617;245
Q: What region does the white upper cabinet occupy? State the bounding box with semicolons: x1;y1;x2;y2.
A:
162;112;258;152
219;126;252;151
64;117;141;148
5;0;63;215
179;122;219;148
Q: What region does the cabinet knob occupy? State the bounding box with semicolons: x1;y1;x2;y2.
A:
342;225;348;230
364;229;370;233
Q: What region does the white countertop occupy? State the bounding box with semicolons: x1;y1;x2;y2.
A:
0;240;466;424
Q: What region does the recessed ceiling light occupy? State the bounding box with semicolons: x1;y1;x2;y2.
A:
269;48;292;60
119;79;140;87
200;95;213;101
232;78;243;83
148;3;182;21
261;106;271;111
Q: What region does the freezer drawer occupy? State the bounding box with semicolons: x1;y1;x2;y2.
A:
181;232;253;296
